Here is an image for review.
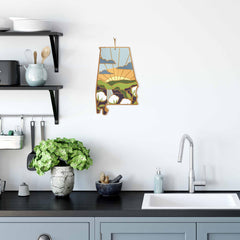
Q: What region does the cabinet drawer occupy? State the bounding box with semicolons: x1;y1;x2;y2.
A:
101;222;196;240
198;223;240;240
0;222;89;240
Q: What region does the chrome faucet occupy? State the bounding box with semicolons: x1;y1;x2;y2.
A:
178;134;206;193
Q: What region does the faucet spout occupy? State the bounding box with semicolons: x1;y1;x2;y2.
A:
177;134;206;193
178;134;193;163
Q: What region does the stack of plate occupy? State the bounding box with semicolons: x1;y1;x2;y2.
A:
10;17;51;32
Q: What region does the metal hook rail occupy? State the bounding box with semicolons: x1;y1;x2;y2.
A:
0;114;53;118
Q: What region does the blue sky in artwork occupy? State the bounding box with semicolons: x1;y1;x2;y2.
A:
100;58;115;64
99;47;132;73
99;70;112;74
117;62;133;69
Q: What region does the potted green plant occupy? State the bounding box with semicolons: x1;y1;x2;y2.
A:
29;137;93;197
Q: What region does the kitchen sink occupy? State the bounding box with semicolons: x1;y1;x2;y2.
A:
142;193;240;209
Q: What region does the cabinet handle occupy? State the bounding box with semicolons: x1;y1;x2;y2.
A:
38;234;52;240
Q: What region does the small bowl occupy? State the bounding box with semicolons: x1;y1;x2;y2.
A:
96;181;122;196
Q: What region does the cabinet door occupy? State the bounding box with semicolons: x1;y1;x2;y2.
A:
198;223;240;240
0;222;89;240
101;222;196;240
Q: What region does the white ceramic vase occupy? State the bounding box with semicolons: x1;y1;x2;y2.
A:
51;166;74;197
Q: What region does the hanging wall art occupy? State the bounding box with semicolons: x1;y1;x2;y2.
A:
96;41;138;115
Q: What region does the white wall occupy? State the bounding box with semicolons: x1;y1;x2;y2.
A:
0;0;240;191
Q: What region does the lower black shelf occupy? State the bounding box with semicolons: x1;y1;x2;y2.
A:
0;85;63;124
0;85;63;90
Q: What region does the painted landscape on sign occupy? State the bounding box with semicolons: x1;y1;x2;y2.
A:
96;47;138;115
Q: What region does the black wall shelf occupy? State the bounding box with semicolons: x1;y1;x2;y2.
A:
0;31;63;72
0;85;63;124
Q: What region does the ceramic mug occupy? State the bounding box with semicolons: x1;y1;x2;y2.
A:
24;64;47;87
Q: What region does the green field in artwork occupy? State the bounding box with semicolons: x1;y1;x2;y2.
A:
97;80;138;90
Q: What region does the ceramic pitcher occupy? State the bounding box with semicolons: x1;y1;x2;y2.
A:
24;64;47;87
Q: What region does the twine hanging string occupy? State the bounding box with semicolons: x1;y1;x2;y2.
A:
113;37;116;50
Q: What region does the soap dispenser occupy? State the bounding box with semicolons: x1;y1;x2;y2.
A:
154;168;163;193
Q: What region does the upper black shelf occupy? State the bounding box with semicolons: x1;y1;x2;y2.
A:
0;85;63;90
0;31;63;72
0;31;63;36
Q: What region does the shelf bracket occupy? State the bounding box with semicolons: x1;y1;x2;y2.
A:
49;35;59;72
49;89;59;124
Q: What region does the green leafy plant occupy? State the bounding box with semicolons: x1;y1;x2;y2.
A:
29;138;93;176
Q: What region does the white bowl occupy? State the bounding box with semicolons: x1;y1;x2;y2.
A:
0;18;11;28
10;18;51;32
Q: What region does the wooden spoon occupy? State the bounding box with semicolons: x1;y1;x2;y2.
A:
33;51;37;64
41;46;51;64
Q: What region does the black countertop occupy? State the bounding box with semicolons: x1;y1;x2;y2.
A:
1;191;240;217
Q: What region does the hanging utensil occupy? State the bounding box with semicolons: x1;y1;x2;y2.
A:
0;117;3;135
41;46;50;64
40;120;45;141
24;49;33;64
27;121;36;171
33;51;37;64
20;116;24;135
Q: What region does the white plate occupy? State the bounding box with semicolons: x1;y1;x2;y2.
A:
10;18;51;32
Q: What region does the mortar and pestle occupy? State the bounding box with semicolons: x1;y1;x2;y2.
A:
96;173;122;196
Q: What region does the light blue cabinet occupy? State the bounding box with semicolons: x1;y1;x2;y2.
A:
1;216;240;240
0;217;94;240
198;223;240;240
100;222;196;240
96;217;240;240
